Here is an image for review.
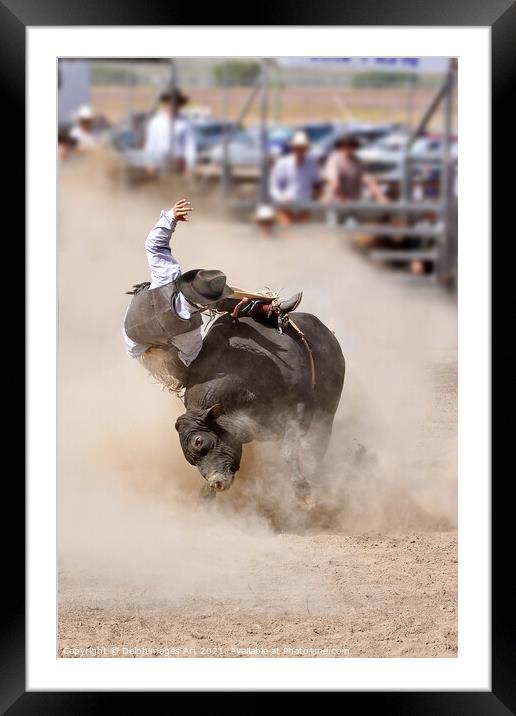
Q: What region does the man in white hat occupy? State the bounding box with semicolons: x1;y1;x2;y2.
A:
69;105;98;151
268;130;320;225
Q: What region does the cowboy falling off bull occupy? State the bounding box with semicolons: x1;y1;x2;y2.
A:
122;199;303;389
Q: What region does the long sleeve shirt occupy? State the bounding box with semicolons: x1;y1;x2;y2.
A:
144;111;197;170
269;154;320;205
122;210;205;365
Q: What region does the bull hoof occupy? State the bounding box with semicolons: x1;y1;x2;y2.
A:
298;493;317;510
293;480;316;509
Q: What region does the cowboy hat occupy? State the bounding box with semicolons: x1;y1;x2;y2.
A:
290;130;310;148
176;269;233;306
334;133;362;149
75;105;94;121
253;204;276;222
159;88;190;106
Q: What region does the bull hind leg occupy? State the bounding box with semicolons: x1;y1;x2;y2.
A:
283;408;335;504
283;428;312;500
282;404;315;502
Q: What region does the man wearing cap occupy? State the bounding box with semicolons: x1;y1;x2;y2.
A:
268;130;320;225
253;204;277;236
144;90;197;176
123;199;302;386
69;105;98;151
323;134;386;204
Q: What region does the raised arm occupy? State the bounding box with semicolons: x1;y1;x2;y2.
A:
145;199;192;288
364;174;388;204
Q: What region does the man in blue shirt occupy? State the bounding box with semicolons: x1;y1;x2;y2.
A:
269;130;320;224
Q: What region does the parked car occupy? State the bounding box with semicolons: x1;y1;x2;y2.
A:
208;122;339;167
207;126;264;167
267;121;335;156
193;119;242;161
111;112;148;151
357;131;457;179
309;122;402;163
357;130;409;161
358;133;457;189
411;134;458;161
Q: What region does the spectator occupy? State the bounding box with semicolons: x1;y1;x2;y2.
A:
144;89;197;177
323;135;386;203
269;130;320;225
69;105;98;151
57;128;78;160
253;204;277;236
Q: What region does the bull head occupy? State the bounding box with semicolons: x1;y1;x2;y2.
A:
175;404;242;491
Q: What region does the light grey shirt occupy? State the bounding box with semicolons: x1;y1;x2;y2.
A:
122;210;206;365
269;153;320;205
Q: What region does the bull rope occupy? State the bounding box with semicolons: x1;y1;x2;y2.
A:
287;317;316;390
228;296;316;390
229;295;316;390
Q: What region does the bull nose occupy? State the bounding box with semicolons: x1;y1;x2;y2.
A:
207;473;234;491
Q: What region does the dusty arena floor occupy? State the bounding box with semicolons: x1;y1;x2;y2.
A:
58;158;457;658
59;532;457;658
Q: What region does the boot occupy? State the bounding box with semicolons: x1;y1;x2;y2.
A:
228;292;303;329
277;292;303;314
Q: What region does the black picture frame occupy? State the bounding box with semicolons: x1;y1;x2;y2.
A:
8;0;505;709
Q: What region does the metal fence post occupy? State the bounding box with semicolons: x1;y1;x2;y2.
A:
221;60;232;195
259;61;270;204
169;58;177;174
438;59;455;280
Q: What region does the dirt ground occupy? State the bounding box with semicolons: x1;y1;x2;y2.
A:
59;532;456;658
58;157;457;658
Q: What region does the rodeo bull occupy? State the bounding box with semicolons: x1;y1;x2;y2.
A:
123;198;345;502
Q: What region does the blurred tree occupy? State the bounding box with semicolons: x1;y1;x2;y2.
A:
213;61;262;87
351;72;420;88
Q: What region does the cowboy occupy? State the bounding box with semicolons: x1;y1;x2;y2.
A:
268;130;320;225
69;105;98;152
323;134;387;203
122;199;302;387
144;89;197;177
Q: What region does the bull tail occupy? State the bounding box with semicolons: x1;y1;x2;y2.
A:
125;281;151;296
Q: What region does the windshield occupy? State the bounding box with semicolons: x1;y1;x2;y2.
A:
373;135;408;151
304;124;333;142
268;126;293;142
196;123;237;138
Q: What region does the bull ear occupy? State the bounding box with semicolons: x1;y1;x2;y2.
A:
204;403;224;422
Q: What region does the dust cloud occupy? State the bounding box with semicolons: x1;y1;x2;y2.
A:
58;156;457;603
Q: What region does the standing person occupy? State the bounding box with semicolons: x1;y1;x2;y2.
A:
268;131;320;225
123;199;302;390
69;105;98;152
144;89;197;177
323;135;387;203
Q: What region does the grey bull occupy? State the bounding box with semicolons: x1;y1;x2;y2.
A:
175;312;345;500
